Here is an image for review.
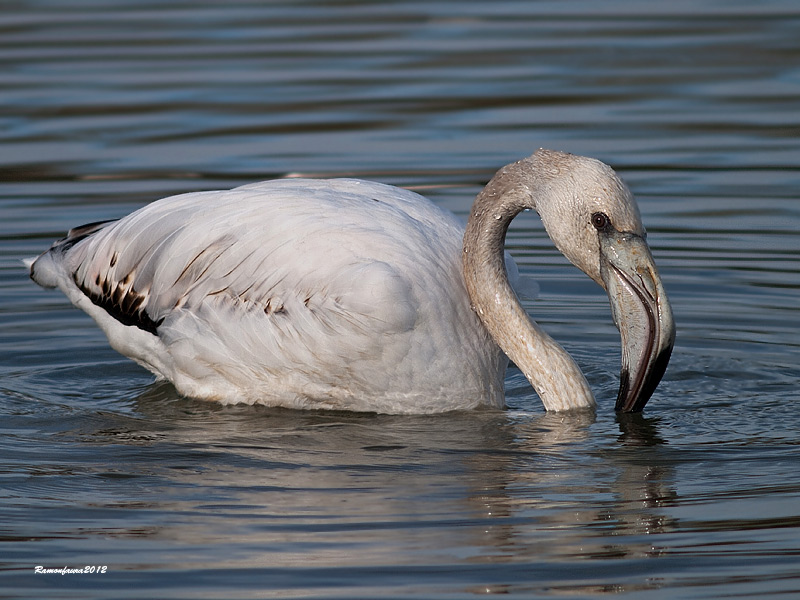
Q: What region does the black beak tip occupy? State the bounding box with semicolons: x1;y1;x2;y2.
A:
614;368;638;413
614;345;674;413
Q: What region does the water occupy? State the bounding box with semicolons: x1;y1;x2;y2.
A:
2;1;799;598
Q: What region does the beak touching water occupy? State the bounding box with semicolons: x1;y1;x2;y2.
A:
599;230;675;412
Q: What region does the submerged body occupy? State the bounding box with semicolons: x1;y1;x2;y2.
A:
30;179;506;413
29;150;675;414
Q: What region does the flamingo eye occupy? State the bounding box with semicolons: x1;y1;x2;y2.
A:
591;212;610;230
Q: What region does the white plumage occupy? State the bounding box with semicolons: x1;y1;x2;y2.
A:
30;178;507;413
28;150;675;414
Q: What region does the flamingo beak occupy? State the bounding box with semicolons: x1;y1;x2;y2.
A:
599;231;675;412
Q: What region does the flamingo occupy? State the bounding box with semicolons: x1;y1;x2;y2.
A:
27;149;674;414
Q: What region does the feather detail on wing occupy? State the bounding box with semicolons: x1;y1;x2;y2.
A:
28;177;508;410
29;180;451;385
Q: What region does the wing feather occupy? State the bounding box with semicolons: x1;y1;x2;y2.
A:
30;179;465;399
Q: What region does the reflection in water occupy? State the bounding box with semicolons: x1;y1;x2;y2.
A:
599;415;677;560
68;384;678;595
616;413;667;447
475;412;677;575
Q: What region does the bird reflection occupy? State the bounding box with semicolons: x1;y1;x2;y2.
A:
77;384;678;594
460;410;675;556
616;412;667;446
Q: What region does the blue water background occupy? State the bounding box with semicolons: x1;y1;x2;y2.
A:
1;1;799;598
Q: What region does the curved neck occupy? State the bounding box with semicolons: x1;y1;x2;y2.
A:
462;159;596;411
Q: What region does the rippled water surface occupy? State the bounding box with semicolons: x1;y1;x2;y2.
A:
2;1;800;598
